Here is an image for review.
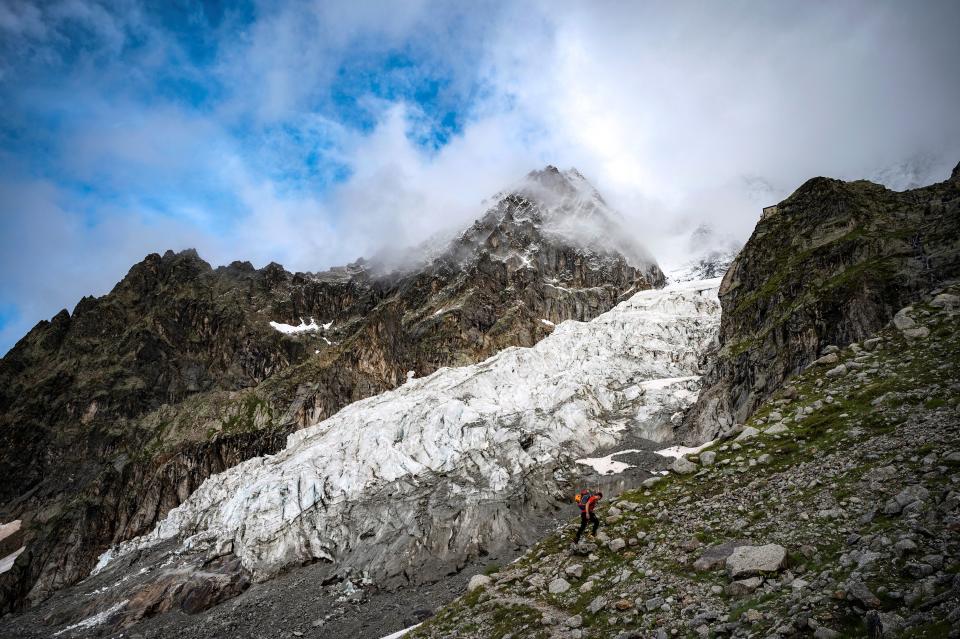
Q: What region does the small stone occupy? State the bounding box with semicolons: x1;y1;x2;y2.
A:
847;579;882;609
565;614;583;628
825;364;847;378
615;599;634;611
735;426;760;441
608;538;626;552
588;596;607;614
903;327;930;339
579;580;594;593
548;578;571;594
765;423;788;435
742;608;763;623
565;563;584;578
894;539;917;555
700;451;717;466
894;484;929;507
727;577;762;596
863;337;882;351
645;596;665;611
757;453;772;464
813;627;839;639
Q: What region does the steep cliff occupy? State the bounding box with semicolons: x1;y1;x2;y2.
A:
683;161;960;442
0;167;664;611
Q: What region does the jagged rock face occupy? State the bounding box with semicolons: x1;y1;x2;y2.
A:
0;167;663;611
20;278;716;635
683;165;960;442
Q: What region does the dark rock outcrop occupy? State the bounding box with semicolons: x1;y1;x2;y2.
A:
0;168;663;611
683;165;960;442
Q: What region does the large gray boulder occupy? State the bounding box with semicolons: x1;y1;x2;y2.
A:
725;544;787;578
672;457;697;474
548;577;571;594
467;574;492;592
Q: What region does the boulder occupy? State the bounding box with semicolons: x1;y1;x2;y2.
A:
725;544;787;578
467;574;492;592
693;540;752;571
813;353;839;366
863;337;882;351
903;327;930;340
734;426;760;441
825;364;847;378
644;596;665;611
548;578;571;594
765;423;788;435
700;451;717;466
846;578;882;609
893;307;916;330
930;293;959;309
672;457;697;474
608;538;626;552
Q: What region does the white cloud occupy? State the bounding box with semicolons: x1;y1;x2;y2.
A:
2;0;960;354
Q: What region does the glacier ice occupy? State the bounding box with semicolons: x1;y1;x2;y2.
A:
98;278;721;586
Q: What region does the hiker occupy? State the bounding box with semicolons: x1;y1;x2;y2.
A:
574;488;602;543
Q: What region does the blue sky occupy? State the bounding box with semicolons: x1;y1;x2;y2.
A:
2;0;960;355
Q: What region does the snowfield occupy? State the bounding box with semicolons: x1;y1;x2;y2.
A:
97;278;722;584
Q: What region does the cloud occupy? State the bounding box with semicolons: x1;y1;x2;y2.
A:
2;0;960;354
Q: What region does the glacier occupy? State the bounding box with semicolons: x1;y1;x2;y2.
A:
97;278;721;587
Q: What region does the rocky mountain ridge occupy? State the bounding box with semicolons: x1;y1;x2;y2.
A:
683;161;960;442
0;166;663;612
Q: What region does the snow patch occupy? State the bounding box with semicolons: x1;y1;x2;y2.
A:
0;519;20;547
53;600;128;636
0;546;24;574
270;318;321;334
655;440;716;459
576;449;644;474
379;623;422;639
540;318;556;327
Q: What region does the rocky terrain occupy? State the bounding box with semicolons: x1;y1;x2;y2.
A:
0;166;663;613
684;161;960;443
411;283;960;639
